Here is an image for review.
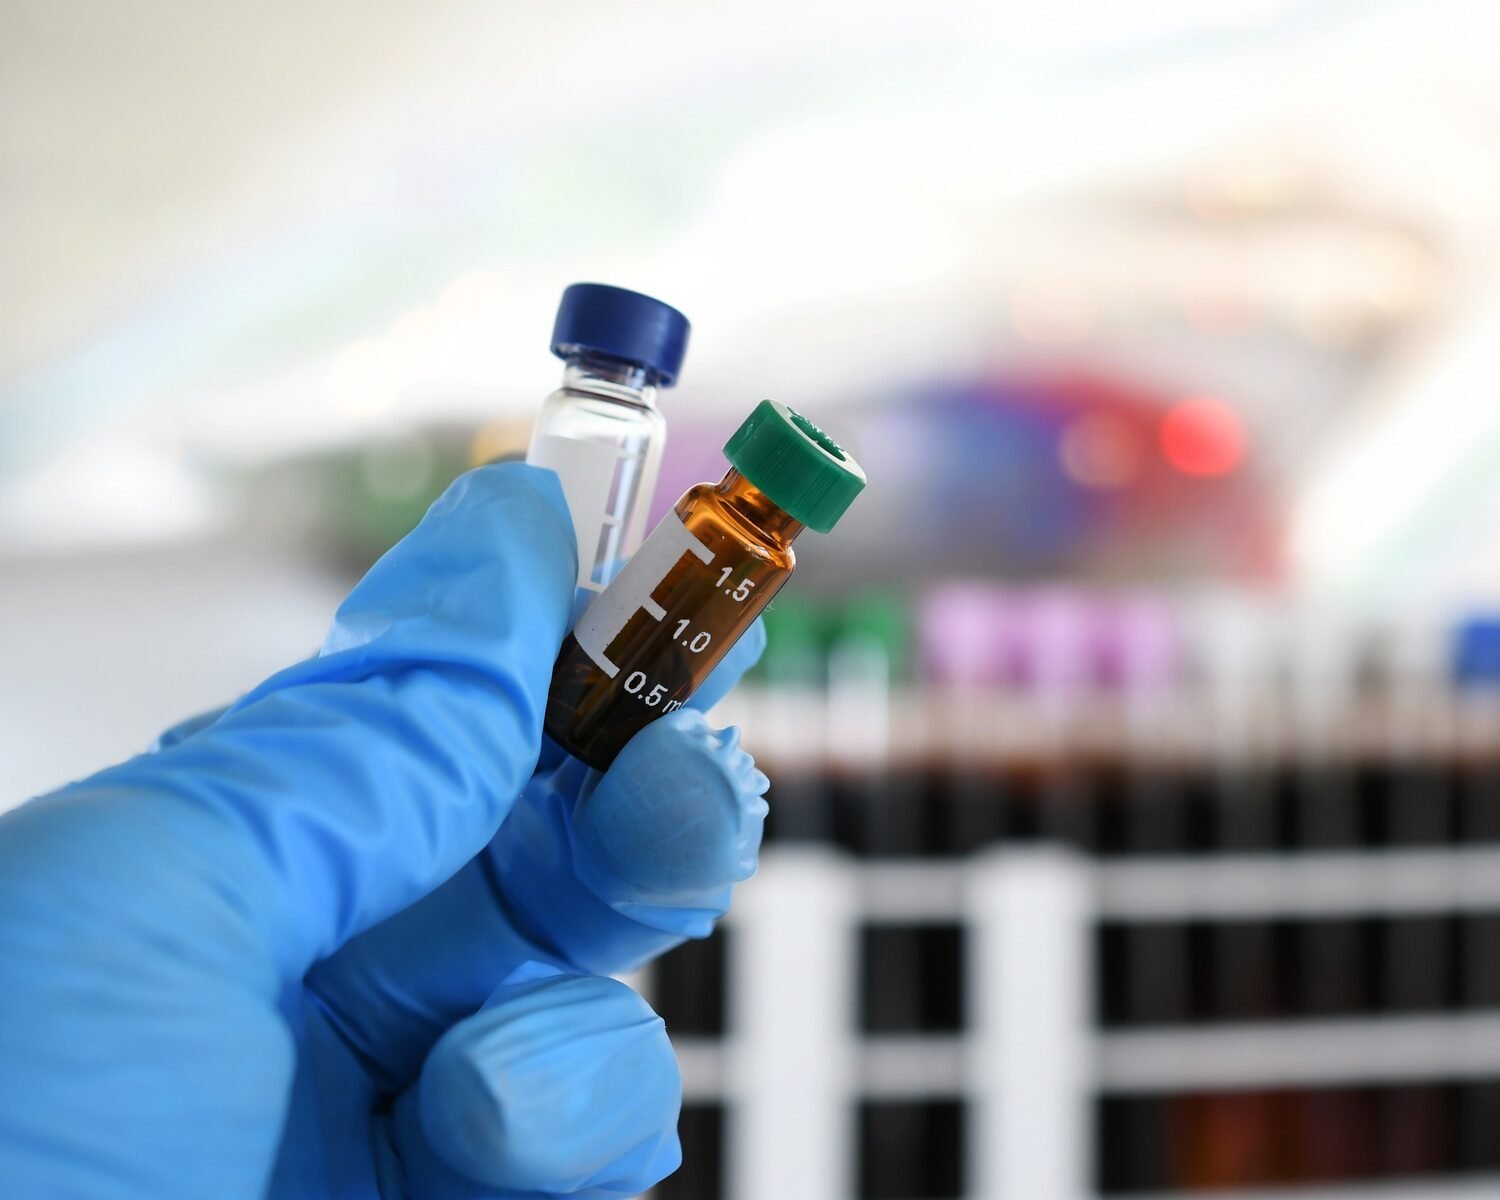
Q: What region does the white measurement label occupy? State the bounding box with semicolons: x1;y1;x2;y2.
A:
574;509;715;678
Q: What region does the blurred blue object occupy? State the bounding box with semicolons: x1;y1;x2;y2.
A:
1453;616;1500;688
895;380;1098;567
0;463;767;1198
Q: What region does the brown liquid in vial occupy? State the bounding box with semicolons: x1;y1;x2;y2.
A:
546;468;800;768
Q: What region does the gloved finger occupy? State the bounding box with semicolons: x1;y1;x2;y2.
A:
497;709;768;965
45;463;577;983
389;972;681;1200
575;714;767;908
687;615;765;713
307;709;766;1090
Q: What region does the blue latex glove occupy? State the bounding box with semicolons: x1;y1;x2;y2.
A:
0;463;769;1199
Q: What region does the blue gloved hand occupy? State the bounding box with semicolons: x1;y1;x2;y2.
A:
0;463;769;1199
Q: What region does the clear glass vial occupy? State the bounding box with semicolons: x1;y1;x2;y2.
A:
526;283;690;592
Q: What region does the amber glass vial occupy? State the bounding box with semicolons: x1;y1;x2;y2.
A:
545;399;866;769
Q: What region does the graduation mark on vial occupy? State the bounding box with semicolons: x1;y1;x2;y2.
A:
621;670;683;712
575;510;715;678
714;565;757;602
671;620;714;653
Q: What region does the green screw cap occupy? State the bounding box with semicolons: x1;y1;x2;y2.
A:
723;400;866;533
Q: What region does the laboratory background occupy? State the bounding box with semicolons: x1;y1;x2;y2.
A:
5;2;1500;1197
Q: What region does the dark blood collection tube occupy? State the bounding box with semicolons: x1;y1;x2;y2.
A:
1104;598;1192;1031
917;585;1015;855
1012;590;1096;852
828;594;912;856
1282;625;1375;1183
1175;602;1282;1189
1451;619;1500;1173
758;597;831;845
1366;630;1453;1178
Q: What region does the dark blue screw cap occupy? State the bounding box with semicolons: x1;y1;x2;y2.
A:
550;283;691;388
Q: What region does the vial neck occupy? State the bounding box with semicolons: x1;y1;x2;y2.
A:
562;356;659;408
715;469;806;547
